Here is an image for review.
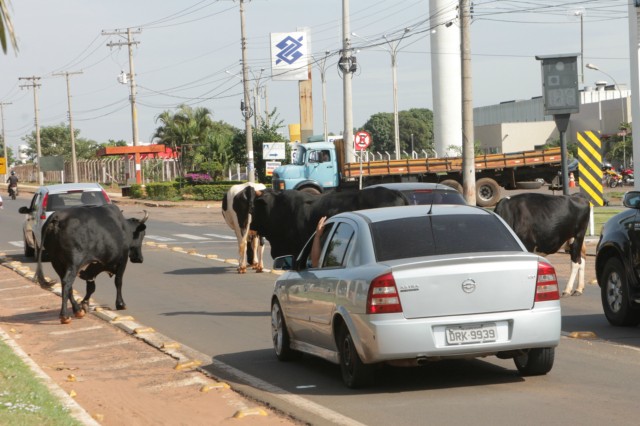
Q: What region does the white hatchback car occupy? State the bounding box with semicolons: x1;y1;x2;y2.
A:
19;183;111;257
271;204;562;388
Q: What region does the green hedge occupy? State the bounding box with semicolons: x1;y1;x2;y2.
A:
127;181;255;201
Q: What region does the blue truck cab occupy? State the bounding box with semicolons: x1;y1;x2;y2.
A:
272;142;340;193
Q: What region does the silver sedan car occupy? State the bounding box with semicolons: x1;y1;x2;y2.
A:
271;204;561;388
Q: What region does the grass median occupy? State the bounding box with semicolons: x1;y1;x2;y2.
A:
0;338;83;426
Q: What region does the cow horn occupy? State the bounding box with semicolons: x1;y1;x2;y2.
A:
140;210;149;224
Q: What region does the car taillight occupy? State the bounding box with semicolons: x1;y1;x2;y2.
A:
40;193;49;219
535;261;559;302
102;189;111;203
366;273;403;314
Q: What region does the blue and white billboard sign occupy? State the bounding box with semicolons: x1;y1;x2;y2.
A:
263;142;286;160
271;32;309;81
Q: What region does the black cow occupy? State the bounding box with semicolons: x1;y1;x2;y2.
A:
494;192;590;296
252;187;408;259
34;204;148;324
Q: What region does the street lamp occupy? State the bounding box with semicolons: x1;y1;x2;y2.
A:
586;63;628;166
312;51;331;142
352;28;411;160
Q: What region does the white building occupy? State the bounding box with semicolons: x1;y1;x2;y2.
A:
474;84;630;154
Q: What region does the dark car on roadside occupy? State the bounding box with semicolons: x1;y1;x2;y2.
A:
595;190;640;326
364;182;466;206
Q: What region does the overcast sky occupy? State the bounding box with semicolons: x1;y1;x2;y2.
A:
0;0;630;154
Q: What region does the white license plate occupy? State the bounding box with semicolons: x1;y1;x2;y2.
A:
445;323;497;345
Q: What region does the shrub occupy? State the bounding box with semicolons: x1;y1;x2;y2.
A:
145;182;179;200
180;184;231;201
130;184;145;198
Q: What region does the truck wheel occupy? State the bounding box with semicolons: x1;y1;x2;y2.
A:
300;187;321;195
440;179;462;194
601;258;640;326
475;178;501;207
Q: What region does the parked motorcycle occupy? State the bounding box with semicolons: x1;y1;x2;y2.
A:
603;169;623;188
8;185;18;200
620;168;634;186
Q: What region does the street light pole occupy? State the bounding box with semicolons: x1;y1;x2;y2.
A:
312;51;331;142
239;0;255;183
353;28;410;160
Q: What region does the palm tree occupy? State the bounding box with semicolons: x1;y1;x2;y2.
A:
1;0;18;54
152;104;229;176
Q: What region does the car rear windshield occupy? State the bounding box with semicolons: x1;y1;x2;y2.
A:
46;191;108;211
371;214;522;262
403;189;465;205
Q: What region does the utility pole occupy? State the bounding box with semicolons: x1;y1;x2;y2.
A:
340;0;355;163
103;28;142;184
19;76;43;185
0;102;11;179
312;51;331;142
239;0;255;183
53;71;82;183
460;0;476;205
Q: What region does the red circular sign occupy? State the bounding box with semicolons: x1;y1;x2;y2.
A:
354;131;371;151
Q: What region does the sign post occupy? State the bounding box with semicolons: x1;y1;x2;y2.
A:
354;130;371;189
535;54;580;195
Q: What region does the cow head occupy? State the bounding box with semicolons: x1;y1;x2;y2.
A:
127;210;149;263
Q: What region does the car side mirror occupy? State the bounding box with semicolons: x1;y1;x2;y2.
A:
273;255;294;271
18;206;30;214
623;191;640;209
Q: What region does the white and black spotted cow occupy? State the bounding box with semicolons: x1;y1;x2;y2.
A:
494;192;590;297
221;182;266;274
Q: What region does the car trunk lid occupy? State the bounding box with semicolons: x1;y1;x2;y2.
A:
389;253;540;319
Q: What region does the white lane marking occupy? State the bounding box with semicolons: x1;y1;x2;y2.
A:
173;233;209;240
56;339;133;353
9;241;23;247
204;233;236;240
49;325;104;336
145;235;177;242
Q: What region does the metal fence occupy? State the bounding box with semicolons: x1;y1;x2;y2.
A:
10;158;247;185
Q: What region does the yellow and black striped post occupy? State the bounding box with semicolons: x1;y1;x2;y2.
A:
576;130;604;206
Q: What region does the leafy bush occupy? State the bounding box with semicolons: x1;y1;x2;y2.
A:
145;182;179;200
184;173;213;184
130;184;145;198
180;184;232;201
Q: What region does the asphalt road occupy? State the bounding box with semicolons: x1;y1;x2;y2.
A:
2;191;640;425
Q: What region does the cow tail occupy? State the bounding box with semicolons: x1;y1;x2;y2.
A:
34;221;54;288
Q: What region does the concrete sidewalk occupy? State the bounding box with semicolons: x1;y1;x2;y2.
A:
0;257;298;426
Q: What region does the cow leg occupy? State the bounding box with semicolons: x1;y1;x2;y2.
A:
563;244;587;296
114;266;127;310
255;235;265;273
237;228;249;274
60;269;81;324
80;280;96;313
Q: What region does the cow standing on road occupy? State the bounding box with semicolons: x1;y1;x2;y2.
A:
494;192;590;296
221;182;268;273
251;187;408;259
34;204;148;324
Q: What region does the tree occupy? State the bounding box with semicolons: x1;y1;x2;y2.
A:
361;108;434;158
152;104;238;178
21;124;99;161
230;112;287;182
604;122;632;167
0;0;18;54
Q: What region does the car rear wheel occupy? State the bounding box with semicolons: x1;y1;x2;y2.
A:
23;237;35;257
601;258;640;326
271;300;299;361
338;325;374;388
514;347;555;376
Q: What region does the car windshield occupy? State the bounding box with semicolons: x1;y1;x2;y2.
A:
46;191;108;211
371;214;522;261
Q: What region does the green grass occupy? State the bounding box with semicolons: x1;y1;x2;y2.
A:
592;208;623;236
0;339;83;426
